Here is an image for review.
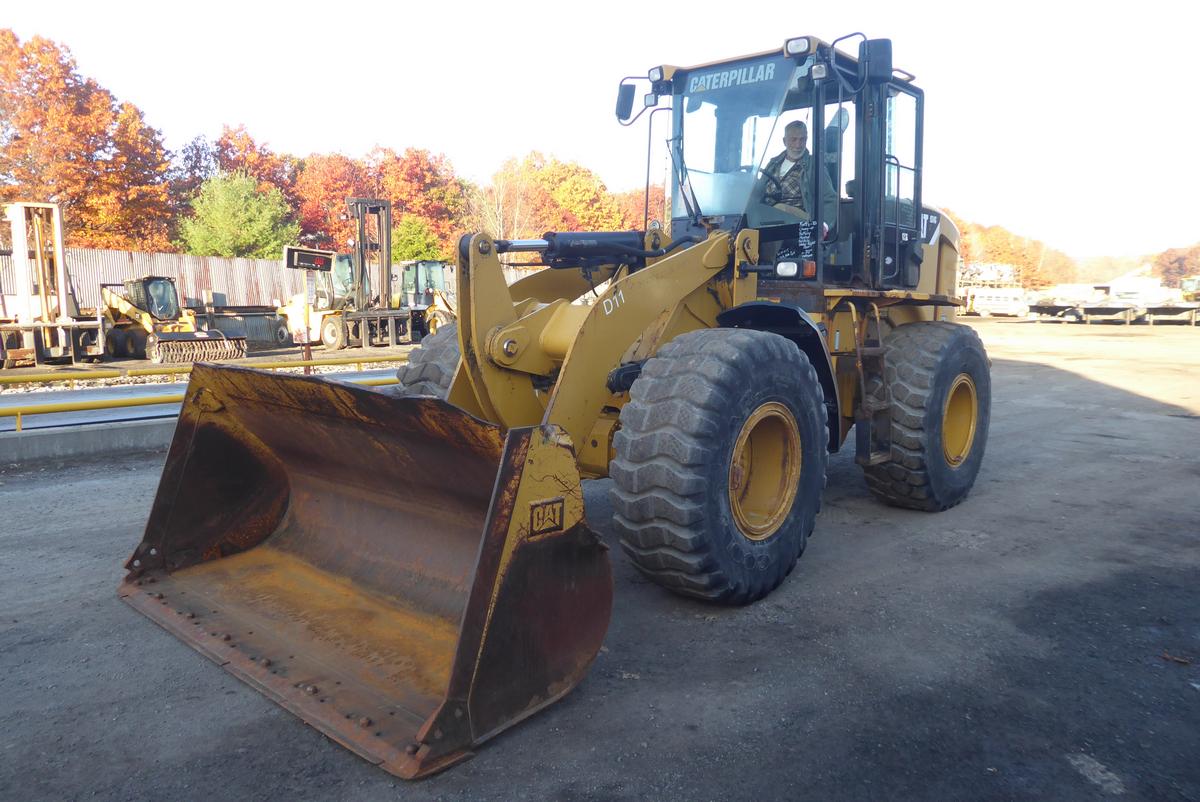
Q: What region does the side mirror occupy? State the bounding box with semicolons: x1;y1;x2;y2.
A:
858;38;893;83
615;84;636;122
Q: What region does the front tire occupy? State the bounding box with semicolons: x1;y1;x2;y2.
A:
863;322;991;511
609;329;828;605
321;316;347;350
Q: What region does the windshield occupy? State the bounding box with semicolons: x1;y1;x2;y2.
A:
400;262;447;307
333;254;357;298
144;278;180;320
672;54;809;218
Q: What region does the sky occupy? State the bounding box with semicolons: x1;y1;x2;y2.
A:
6;0;1199;259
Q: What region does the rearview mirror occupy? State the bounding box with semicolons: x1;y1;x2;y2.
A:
615;84;636;121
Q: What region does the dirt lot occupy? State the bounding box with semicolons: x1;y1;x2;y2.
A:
1;320;1198;801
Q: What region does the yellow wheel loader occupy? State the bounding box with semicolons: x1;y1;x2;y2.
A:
120;35;989;779
100;276;246;363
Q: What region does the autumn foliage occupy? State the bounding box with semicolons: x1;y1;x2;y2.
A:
944;208;1078;288
0;30;172;250
11;26;1169;283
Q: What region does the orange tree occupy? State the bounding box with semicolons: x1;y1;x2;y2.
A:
215;124;300;209
367;147;468;258
0;29;172;250
293;153;370;250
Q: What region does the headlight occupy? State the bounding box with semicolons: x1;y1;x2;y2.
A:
776;261;799;277
785;37;810;56
644;92;658;108
648;66;664;82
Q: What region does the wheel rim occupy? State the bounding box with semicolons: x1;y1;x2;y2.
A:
728;401;802;541
942;373;978;467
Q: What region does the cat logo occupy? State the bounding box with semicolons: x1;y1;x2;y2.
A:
529;497;566;538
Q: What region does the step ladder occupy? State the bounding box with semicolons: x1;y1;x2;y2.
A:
848;302;892;466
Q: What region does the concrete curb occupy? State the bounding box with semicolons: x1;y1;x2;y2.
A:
0;418;175;463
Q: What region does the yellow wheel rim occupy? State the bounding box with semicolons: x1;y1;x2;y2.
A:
942;373;978;467
728;402;802;541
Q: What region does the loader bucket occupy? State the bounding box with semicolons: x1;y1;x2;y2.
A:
119;364;612;778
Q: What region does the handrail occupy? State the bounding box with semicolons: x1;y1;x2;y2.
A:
0;375;399;431
0;354;409;387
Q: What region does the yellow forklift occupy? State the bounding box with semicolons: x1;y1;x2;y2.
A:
278;199;412;349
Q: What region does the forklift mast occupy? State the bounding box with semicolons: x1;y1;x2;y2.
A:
347;198;392;311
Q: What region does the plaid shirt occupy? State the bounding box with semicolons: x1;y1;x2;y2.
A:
761;149;814;212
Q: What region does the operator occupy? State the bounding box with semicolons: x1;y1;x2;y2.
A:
758;120;837;228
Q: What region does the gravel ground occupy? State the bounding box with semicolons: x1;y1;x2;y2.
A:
1;320;1198;801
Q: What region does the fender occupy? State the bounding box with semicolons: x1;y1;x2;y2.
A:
716;302;840;452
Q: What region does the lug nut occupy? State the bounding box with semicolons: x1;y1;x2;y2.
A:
260;658;271;667
405;744;419;756
358;717;372;728
221;634;231;641
306;685;318;695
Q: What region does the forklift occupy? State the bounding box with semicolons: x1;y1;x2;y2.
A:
279;198;411;349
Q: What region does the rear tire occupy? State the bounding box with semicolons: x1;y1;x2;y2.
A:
105;328;127;358
609;329;828;605
393;323;459;398
126;329;147;359
863;321;991;511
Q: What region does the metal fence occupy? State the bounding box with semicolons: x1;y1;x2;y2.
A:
0;248;304;309
1;248;537;311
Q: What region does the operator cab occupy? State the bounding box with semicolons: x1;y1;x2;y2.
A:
398;260;451;309
126;277;181;321
314;254;358;311
623;36;939;292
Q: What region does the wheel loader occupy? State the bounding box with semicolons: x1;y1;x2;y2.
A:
100;276;247;362
120;35;989;779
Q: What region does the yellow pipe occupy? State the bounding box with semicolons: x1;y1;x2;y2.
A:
1;376;400;431
0;354;408;386
0;370;124;385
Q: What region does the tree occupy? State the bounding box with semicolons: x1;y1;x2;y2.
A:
534;155;624;232
367;147;468;256
0;29;173;250
178;172;299;258
392;214;444;261
1151;244;1200;287
214;124;299;207
293;153;370;249
467;153;625;243
168;135;217;217
74;102;174;250
613;185;668;230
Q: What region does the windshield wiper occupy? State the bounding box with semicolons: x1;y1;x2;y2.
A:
668;135;703;226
